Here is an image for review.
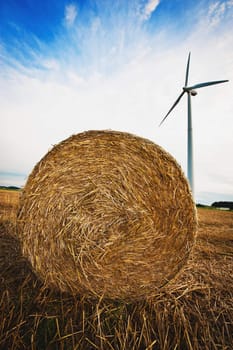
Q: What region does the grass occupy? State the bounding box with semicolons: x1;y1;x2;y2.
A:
0;190;233;349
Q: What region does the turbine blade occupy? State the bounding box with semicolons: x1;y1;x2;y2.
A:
185;52;191;87
187;80;229;90
159;91;185;126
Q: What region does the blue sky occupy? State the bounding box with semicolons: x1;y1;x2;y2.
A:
0;0;233;204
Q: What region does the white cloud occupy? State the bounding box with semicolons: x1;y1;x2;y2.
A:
91;17;102;34
208;1;226;27
65;3;77;27
141;0;160;21
202;0;233;30
41;58;60;71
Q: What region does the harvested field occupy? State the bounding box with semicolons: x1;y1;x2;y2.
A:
0;190;233;350
0;189;20;222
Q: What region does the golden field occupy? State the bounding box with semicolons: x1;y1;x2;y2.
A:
0;189;232;350
0;189;20;220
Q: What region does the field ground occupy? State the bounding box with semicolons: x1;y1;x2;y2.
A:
0;189;232;349
0;189;20;220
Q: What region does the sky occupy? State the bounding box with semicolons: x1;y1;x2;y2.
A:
0;0;233;205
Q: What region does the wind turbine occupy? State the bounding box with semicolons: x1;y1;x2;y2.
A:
159;52;228;195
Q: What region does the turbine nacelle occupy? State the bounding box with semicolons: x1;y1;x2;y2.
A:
183;87;197;96
190;90;197;96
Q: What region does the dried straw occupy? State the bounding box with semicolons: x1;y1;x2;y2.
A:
17;130;197;300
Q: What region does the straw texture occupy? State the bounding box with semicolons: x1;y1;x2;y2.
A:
17;130;197;300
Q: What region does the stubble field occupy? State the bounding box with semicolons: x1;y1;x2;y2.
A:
0;189;232;349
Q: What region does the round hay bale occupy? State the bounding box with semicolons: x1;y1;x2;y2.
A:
17;130;197;300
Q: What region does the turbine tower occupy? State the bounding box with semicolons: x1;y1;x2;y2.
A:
159;52;228;194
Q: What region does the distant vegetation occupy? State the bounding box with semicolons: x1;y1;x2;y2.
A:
196;203;209;208
197;202;233;211
211;201;233;210
0;185;20;191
